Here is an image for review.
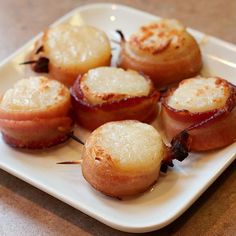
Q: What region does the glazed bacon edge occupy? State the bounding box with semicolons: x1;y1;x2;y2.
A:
71;75;160;111
0;116;73;149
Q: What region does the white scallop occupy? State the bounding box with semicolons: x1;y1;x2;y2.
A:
0;76;69;111
80;67;152;105
91;121;165;172
167;77;230;112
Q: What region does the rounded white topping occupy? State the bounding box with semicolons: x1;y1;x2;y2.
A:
88;120;165;172
0;76;69;111
44;24;111;69
80;67;152;105
129;19;185;54
167;77;230;112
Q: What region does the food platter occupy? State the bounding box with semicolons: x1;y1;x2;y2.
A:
0;3;235;233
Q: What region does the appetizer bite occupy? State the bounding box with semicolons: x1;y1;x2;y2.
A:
81;120;189;198
118;19;202;88
28;24;111;86
0;76;73;148
161;76;236;151
71;67;160;130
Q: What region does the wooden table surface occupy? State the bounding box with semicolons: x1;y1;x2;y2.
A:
0;0;235;235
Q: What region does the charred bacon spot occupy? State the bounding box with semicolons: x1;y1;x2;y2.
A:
160;163;168;173
170;130;190;161
33;57;49;73
20;57;49;73
161;130;191;173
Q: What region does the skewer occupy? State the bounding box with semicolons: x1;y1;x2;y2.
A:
68;132;84;145
57;160;82;164
57;132;84;165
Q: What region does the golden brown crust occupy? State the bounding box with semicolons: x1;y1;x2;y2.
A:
79;68;153;105
82;148;159;197
118;20;202;88
81;121;162;197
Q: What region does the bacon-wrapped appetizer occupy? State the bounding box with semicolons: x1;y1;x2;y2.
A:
81;120;189;198
27;24;111;86
70;67;160;130
118;19;202;88
161;76;236;151
0;76;73;149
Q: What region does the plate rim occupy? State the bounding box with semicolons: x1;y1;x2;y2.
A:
0;3;235;233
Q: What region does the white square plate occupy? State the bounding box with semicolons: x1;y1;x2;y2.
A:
0;3;235;233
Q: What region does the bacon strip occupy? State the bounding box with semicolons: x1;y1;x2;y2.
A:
0;117;73;149
71;76;160;130
117;29;202;89
161;82;236;151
